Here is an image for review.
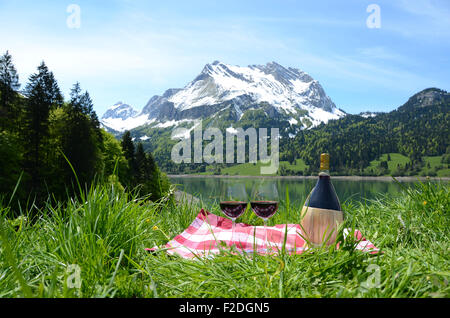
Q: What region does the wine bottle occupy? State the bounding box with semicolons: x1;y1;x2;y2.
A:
300;153;343;246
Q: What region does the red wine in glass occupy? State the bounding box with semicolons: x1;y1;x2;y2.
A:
250;201;278;219
220;183;248;250
251;181;279;253
220;201;247;219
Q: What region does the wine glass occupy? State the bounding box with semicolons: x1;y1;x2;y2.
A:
219;182;248;249
250;180;279;253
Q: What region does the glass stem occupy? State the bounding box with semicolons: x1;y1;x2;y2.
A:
264;219;268;252
231;218;235;248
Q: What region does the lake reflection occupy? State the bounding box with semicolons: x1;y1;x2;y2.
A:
169;176;417;207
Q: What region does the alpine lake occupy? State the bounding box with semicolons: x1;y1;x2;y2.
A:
169;175;448;208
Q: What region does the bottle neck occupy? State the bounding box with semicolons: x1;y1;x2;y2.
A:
319;170;330;177
306;171;341;211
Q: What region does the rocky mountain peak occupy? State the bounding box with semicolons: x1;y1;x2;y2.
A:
101;61;345;132
399;88;449;111
102;102;138;120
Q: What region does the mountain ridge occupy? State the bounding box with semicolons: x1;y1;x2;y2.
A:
101;61;344;133
101;87;449;177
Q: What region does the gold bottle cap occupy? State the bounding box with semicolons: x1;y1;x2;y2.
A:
320;153;330;171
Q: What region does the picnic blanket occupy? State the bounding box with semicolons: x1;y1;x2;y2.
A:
147;209;379;259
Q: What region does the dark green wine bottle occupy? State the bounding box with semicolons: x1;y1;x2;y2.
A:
301;153;343;246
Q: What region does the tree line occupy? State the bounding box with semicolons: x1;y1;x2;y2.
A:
136;88;449;176
0;51;170;212
281;88;450;175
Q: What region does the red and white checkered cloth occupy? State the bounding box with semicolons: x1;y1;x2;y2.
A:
146;209;379;259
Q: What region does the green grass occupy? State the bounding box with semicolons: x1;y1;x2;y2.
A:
0;180;449;298
424;156;444;168
204;159;309;176
199;154;449;177
423;156;450;177
195;154;449;177
365;153;410;175
222;162;272;176
280;159;309;173
436;169;450;177
364;153;449;177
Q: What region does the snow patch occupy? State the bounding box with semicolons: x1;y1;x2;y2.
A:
102;114;153;132
288;118;298;125
154;119;193;128
306;106;343;128
226;126;238;134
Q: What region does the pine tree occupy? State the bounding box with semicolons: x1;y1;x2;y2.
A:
22;61;63;194
82;91;103;145
0;51;20;130
135;142;147;185
130;142;166;201
145;149;162;201
121;131;136;187
121;131;135;160
62;82;102;189
0;51;22;196
134;142;158;199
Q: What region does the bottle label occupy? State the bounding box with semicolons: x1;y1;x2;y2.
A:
300;205;343;246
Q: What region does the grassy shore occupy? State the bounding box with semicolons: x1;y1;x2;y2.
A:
0;180;449;298
195;153;450;177
168;174;450;182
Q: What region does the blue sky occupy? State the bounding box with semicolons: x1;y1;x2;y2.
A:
0;0;449;115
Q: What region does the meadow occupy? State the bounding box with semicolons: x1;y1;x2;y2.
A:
200;159;309;176
364;153;449;177
0;179;449;298
197;153;449;177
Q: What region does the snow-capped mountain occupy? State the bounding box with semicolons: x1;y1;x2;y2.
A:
101;61;345;133
102;101;138;119
101;102;151;132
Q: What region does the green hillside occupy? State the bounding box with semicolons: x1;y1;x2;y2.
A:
364;153;411;175
196;154;450;177
199;158;309;176
282;88;450;176
363;153;449;177
126;88;450;177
